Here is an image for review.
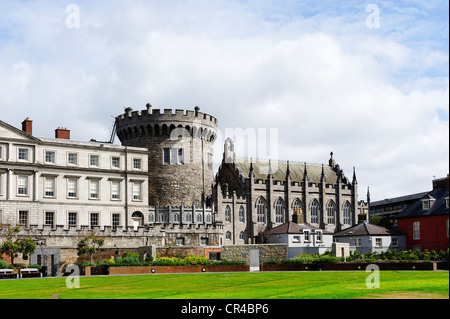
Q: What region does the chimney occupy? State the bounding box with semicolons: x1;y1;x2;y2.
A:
22;118;33;135
292;208;304;224
55;127;70;140
358;213;368;224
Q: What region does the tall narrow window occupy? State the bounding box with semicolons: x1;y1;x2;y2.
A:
18;211;28;226
275;198;285;223
239;206;245;223
68;212;77;227
90;213;99;228
89;180;100;199
17;176;28;195
111;181;120;200
310;200;319;224
67;179;77;198
133;183;141;200
343;201;351;225
112;214;120;230
257;197;266;223
413;221;420;240
178;149;184;164
225;205;231;222
327;201;336;224
163;148;170;164
44;178;55;197
171;149;177;164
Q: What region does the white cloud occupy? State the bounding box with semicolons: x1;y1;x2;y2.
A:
0;0;448;201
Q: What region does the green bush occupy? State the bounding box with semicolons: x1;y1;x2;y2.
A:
184;255;210;265
0;259;12;269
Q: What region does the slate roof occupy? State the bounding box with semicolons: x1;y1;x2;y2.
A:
333;222;405;237
233;158;344;184
396;188;449;219
264;221;333;235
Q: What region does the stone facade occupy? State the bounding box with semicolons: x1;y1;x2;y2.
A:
115;105;218;206
221;244;287;264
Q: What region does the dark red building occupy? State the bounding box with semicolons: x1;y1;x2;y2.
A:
397;175;449;252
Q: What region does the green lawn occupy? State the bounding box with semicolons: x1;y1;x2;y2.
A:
0;271;448;299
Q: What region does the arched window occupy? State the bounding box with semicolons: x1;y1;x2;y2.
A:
310;200;319;224
225;205;231;222
186;213;192;223
196;213;203;223
239;232;244;240
327;201;336;225
226;231;231;240
239;206;245;223
256;197;266;223
148;213;155;223
275;198;285;223
174;213;180;223
206;213;211;223
343;201;351;225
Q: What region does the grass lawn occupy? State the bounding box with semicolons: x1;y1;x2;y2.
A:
0;271;448;299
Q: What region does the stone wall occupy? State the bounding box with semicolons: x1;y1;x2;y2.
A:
221;244;287;264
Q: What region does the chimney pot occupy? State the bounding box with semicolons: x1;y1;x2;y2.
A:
22;118;33;135
55;127;70;140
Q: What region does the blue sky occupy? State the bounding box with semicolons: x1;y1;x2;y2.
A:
0;0;448;201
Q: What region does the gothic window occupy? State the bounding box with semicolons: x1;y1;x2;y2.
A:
226;231;231;240
256;197;266;223
239;206;245;223
310;199;319;224
343;201;351;225
206;213;211;223
174;213;180;223
327;201;336;225
186;213;192;223
239;232;244;240
225;205;231;222
196;213;203;223
275;198;285;223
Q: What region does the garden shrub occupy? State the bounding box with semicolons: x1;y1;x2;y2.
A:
0;259;12;269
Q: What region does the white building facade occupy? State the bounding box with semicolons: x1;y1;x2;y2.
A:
0;119;149;231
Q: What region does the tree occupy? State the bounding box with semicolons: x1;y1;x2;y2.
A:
77;235;105;264
0;225;36;266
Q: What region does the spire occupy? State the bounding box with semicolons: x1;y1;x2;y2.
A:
367;186;371;204
268;160;273;177
329;151;336;167
249;157;255;178
303;162;308;181
352;166;357;184
286;160;291;180
321;163;326;182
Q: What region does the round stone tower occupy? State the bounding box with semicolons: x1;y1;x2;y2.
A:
115;104;218;206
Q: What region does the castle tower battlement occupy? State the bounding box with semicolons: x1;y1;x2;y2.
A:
115;104;218;207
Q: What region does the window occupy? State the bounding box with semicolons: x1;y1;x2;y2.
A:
354;237;361;247
239;206;245;223
112;214;120;230
446;197;449;209
239;232;244;240
89;180;100;199
375;238;382;248
68;212;77;227
17;176;28;195
206;213;212;223
343;201;351;225
275;198;285;223
174;213;180;223
304;230;310;242
18;148;28;161
45;212;55;228
89;155;99;167
67;179;77;198
149;213;155;223
201;237;209;246
225;205;231;222
422;200;430;210
0;146;3;160
90;213;99;228
392;237;399;248
133;158;142;170
413;221;420;240
316;230;323;242
293;235;301;243
44;178;55;197
45;151;55;164
226;231;231;240
132;183;141;201
186;213;192;223
163;148;184;165
111;181;120;200
163;148;170;164
293;198;302;213
68;153;78;165
256;197;266;223
196;213;203;223
327;201;336;224
310;200;319;224
111;157;120;169
18;211;28;226
176;237;185;246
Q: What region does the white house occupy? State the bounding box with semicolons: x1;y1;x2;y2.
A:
263;221;334;258
333;222;407;254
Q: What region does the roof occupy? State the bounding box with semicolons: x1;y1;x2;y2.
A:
370;191;430;207
333;222;405;237
233;158;343;184
397;188;449;219
264;221;333;235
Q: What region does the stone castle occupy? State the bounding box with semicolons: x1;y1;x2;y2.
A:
0;104;365;274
